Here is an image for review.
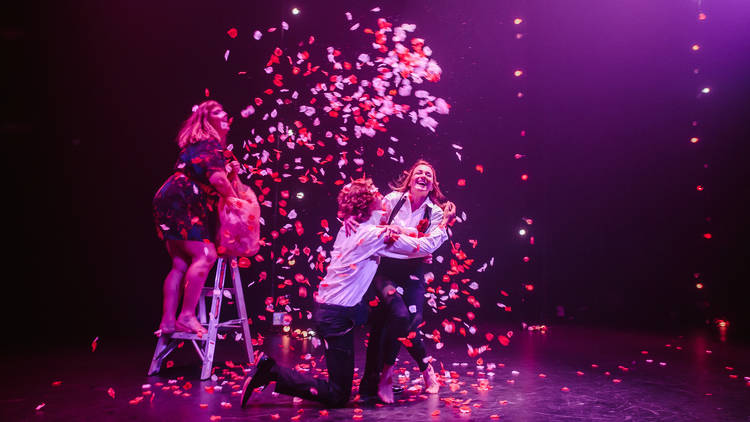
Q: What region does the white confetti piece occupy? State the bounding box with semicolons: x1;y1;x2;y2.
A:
240;105;255;117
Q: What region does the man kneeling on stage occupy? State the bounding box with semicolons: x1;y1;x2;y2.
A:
241;178;455;408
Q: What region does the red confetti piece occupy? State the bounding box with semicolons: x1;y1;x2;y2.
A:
457;179;466;186
227;28;238;38
107;387;116;399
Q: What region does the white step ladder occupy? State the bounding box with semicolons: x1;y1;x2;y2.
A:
148;257;254;380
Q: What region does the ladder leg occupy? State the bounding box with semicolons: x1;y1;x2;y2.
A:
201;257;226;380
230;259;254;364
148;336;178;376
198;290;207;325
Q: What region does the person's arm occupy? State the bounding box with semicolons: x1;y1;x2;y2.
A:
381;223;446;256
227;160;242;184
375;228;437;259
208;170;238;199
378;202;456;258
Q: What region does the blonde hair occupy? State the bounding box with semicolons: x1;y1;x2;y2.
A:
176;100;223;148
388;159;446;206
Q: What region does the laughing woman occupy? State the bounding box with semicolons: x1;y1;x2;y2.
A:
356;159;456;403
152;100;242;336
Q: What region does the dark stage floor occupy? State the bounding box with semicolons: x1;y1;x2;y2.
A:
2;325;748;421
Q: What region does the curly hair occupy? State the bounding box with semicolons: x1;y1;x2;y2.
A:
388;159;446;206
337;178;379;222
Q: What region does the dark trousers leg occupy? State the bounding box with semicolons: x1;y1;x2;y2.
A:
273;329;354;407
360;301;386;397
402;279;429;371
380;284;411;366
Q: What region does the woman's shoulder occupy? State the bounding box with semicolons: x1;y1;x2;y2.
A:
183;138;223;154
196;138;223;148
384;191;403;201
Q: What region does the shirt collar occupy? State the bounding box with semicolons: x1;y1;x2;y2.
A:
405;192;434;214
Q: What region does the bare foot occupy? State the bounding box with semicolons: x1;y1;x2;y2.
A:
378;364;395;404
176;314;207;336
159;318;176;335
423;363;439;394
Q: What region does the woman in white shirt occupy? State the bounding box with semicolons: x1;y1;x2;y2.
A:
357;160;456;403
241;178;455;408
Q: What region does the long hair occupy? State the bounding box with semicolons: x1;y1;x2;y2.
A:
176;100;223;148
337;178;379;222
388;159;446;206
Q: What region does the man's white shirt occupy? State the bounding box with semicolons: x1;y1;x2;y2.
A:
316;210;445;307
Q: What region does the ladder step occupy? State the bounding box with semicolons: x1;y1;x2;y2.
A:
201;287;236;296
166;331;208;341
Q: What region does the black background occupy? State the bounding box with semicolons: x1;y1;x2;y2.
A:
4;0;750;348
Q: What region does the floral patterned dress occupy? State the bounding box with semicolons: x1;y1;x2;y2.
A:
152;139;227;242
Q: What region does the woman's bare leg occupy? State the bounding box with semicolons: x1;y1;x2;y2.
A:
175;240;217;335
377;363;395;404
423;363;439;393
159;240;189;334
